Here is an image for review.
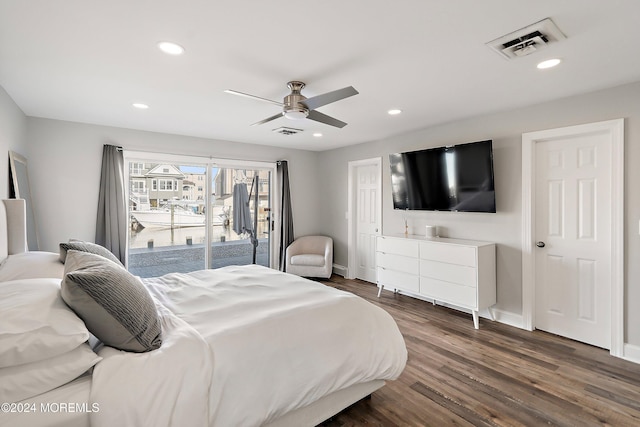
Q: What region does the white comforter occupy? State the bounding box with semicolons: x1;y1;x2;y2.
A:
92;265;407;427
90;301;213;427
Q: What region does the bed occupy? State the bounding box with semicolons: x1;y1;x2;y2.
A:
0;199;407;427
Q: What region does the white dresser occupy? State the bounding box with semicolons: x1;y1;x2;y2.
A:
376;234;496;328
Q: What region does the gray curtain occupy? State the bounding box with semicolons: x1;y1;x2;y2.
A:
277;160;294;271
95;145;126;263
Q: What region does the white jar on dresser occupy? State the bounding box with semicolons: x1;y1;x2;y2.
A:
376;234;496;329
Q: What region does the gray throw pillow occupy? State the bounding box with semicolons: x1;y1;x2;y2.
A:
61;250;162;353
59;240;123;267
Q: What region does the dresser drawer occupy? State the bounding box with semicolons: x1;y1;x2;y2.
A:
419;277;477;308
419;259;477;287
377;267;420;293
377;236;419;258
377;252;419;275
419;241;477;267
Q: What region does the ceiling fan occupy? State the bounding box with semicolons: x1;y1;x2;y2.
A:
224;81;358;128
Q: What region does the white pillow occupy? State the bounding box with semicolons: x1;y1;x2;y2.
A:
0;342;101;403
0;278;90;368
0;251;65;282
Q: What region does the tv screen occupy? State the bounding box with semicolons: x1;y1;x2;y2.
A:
389;140;496;213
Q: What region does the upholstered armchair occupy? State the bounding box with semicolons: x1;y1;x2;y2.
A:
285;235;333;279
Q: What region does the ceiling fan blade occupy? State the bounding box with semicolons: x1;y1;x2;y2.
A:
307;110;348;128
251;112;283;126
300;86;359;111
224;90;284;107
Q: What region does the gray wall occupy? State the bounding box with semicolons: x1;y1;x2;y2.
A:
318;80;640;345
24;118;321;253
0;86;28;199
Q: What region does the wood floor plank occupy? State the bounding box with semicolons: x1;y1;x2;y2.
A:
318;276;640;427
409;381;498;427
437;365;558;427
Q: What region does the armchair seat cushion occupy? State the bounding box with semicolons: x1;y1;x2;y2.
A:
285;235;333;279
290;254;325;267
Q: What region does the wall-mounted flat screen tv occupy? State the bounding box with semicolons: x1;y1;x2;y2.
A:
389;140;496;213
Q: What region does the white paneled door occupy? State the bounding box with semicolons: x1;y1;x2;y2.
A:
355;162;381;283
534;131;611;348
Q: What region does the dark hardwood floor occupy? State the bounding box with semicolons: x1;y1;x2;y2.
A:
317;275;640;427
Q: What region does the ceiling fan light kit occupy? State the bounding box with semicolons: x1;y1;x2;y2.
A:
283;81;309;120
283;109;308;120
225;80;358;129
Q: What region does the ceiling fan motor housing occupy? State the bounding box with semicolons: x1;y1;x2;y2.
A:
283;81;309;119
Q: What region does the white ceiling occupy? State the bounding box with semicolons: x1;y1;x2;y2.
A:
1;0;640;151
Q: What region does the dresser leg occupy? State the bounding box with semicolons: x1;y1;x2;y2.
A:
472;311;479;329
377;284;384;297
487;306;495;321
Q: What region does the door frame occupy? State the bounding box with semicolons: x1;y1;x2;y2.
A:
521;118;624;357
347;157;382;280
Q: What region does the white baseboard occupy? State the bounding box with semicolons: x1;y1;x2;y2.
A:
332;264;347;277
490;308;526;330
623;343;640;364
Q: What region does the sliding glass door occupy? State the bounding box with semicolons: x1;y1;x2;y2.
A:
127;162;208;277
209;167;271;269
125;152;275;278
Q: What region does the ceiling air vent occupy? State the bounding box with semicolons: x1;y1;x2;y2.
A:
486;18;566;60
272;126;303;136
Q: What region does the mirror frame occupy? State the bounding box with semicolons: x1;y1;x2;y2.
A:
9;151;40;250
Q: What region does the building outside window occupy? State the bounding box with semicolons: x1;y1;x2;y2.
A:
131;180;146;193
131;162;144;175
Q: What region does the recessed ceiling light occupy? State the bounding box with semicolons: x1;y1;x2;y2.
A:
157;41;185;55
537;58;561;69
313;132;323;137
388;109;402;115
132;103;149;109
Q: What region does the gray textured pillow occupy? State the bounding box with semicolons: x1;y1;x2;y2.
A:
59;240;123;266
61;250;162;353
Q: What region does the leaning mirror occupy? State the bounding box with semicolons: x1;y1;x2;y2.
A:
9;151;39;250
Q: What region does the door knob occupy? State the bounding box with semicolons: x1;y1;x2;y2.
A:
536;241;546;248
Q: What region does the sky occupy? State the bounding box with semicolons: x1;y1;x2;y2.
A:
179;165;206;174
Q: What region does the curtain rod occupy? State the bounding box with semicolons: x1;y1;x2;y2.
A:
104;144;123;152
121;146;286;165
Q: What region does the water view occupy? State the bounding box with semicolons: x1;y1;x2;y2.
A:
126;161;272;277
